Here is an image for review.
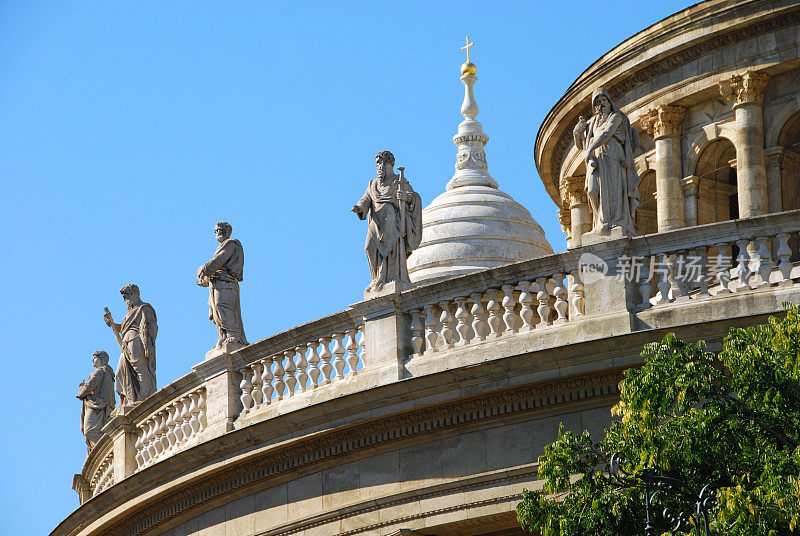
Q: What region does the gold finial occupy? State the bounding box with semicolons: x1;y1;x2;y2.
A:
461;36;476;75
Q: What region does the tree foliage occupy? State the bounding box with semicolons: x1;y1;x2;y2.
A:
517;305;800;535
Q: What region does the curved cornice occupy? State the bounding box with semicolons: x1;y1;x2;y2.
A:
534;0;800;207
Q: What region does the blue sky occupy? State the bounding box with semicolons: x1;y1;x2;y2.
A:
0;1;693;533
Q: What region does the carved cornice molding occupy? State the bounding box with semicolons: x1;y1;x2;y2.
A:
641;105;686;139
719;70;770;108
547;9;800;194
97;369;625;536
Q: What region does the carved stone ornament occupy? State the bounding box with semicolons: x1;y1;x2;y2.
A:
352;150;423;296
197;221;248;359
558;208;572;236
564;175;588;208
719;70;770;107
641;104;686;139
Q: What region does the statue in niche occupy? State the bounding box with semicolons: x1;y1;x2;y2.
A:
573;88;640;237
76;351;115;449
197;221;247;358
103;284;158;406
352;150;422;295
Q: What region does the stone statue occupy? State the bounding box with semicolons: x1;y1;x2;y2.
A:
352;150;422;295
103;284;158;406
573;88;640;238
197;221;247;358
76;351;115;449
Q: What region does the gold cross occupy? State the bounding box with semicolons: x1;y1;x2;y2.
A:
461;36;474;63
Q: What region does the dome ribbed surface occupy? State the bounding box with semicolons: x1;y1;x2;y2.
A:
407;185;552;284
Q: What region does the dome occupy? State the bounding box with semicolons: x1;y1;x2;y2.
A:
407;185;552;283
407;61;552;284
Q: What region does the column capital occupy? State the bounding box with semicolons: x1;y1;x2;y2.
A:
641;105;686;139
719;70;770;107
558;208;571;236
764;146;785;168
563;175;588;208
681;175;699;195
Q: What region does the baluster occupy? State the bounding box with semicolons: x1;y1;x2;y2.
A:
694;246;710;298
454;297;471;345
756;236;774;288
306;342;320;388
251;362;263;407
239;365;253;412
142;419;154;464
146;418;157;463
571;275;586;317
439;301;455;348
656;255;672;305
319;337;333;384
410;308;424;356
198;389;207;431
553;274;569;325
777;233;793;285
487;289;503;337
261;357;274;403
332;332;346;380
470;293;487;341
501;285;519;333
296;345;309;389
189;391;201;435
735;239;752;292
516;281;535;331
675;251;691;301
423;304;439;353
358;324;367;365
284;349;297;395
172;399;185;444
536;289;552;327
273;353;286;399
715;242;732;295
165;404;177;451
153;412;166;458
179;396;192;439
134;428;145;469
346;328;359;375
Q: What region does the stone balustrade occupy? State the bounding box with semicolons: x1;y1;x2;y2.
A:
236;324;366;415
134;386;207;472
74;210;800;506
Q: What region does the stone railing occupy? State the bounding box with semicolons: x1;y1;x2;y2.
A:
133;385;207;472
74;210;800;504
236;322;365;415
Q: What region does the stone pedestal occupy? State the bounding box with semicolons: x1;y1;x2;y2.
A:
193;355;241;436
581;226;631;246
359;297;410;383
642;105;686;232
720;71;770;218
364;280;412;301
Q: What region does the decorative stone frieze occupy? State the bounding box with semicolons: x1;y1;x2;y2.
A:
719;70;770;108
641;105;686;139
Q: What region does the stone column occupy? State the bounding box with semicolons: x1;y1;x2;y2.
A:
565;176;591;247
642;105;687;232
764;146;784;213
720;71;770;218
681;175;699;227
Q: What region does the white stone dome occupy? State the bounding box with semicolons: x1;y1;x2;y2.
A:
407;185;552;283
407;63;552;284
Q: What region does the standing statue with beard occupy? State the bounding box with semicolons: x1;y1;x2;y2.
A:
573;88;640;237
197;221;247;359
103;284;157;406
352;150;422;296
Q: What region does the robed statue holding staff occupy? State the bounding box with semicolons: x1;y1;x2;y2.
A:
352;150;422;294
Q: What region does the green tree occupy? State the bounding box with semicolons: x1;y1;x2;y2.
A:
517;305;800;535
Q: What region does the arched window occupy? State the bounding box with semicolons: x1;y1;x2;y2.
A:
694;139;738;224
635;170;657;235
778;112;800;211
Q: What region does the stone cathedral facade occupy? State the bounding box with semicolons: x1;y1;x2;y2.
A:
54;2;800;536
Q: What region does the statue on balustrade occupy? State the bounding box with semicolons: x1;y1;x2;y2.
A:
103;284;158;406
573;88;640;238
76;351;115;449
197;221;248;358
352;150;422;295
